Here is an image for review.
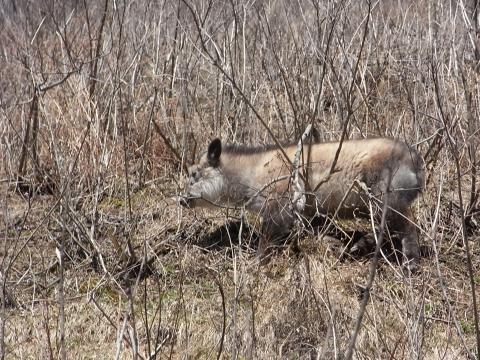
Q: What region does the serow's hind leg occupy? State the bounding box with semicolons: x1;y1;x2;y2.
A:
387;207;420;273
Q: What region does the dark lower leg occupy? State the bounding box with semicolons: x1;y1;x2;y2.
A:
387;208;420;271
259;201;295;258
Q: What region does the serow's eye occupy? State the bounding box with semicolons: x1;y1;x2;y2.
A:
189;170;201;184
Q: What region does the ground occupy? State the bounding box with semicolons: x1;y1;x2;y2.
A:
1;0;480;358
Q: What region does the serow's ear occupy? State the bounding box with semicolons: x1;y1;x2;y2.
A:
207;138;222;166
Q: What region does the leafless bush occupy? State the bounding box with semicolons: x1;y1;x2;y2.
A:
0;0;479;358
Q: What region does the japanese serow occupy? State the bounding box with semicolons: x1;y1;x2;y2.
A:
180;137;424;271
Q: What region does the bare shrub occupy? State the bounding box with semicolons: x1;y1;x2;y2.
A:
0;0;479;358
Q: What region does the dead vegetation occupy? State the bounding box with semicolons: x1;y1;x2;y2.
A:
0;0;480;358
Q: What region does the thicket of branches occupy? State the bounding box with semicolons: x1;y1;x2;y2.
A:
1;0;479;358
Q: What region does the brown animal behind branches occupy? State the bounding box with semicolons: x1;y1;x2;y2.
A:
180;137;424;272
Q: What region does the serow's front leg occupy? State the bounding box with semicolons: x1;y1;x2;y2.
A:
258;198;296;261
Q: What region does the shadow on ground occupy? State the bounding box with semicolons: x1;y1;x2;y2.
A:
192;216;433;267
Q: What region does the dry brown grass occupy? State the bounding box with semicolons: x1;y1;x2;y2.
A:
1;0;480;359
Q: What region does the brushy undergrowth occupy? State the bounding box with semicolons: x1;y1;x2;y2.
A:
1;0;480;359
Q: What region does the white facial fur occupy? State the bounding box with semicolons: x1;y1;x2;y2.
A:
182;138;227;208
187;165;225;207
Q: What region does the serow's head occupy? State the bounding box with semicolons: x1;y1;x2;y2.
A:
180;138;225;209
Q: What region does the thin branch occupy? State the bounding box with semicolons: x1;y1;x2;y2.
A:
180;0;293;168
432;60;480;359
344;178;390;360
152;118;188;173
312;0;372;194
